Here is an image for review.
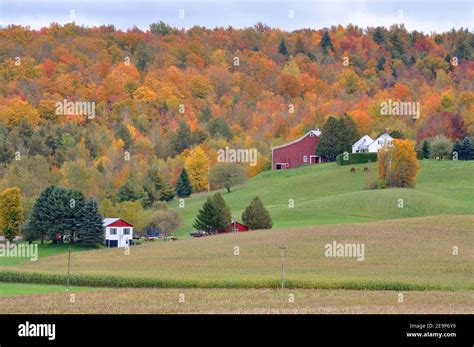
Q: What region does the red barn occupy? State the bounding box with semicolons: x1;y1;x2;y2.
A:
272;129;322;170
212;221;250;234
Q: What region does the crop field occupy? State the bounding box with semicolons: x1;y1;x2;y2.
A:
1;215;472;291
0;288;472;314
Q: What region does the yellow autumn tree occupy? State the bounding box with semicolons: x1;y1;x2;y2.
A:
185;146;209;192
0;97;40;127
378;140;419;188
0;187;24;242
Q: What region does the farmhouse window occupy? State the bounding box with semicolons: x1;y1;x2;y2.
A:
303;155;308;163
124;228;131;235
110;228;117;235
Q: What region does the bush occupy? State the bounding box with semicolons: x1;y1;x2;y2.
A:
416;150;424;160
336;152;377;165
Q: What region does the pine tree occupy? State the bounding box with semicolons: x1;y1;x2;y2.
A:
193;197;216;233
176;168;193;197
316;115;359;162
28;185;56;242
422;140;431;159
461;136;474;160
77;198;105;246
452;139;462;160
278;38;289;57
242;197;272;230
320;31;334;53
211;192;231;232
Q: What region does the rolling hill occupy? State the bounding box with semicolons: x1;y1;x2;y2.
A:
169;160;474;238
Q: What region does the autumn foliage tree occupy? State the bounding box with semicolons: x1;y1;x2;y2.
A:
378;139;419;188
0;187;23;242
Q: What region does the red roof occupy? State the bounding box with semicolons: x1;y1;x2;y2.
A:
104;218;134;227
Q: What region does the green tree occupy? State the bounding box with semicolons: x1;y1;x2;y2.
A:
118;177;147;206
242;197;272;230
175;168;193;198
422;140;431;159
460;136;474;160
143;166;175;204
0;187;24;242
76;198;105;246
209;163;247;193
316;115;359;161
278;38;289;57
193;197;216;233
320;31;334;53
211;192;232;232
135;41;150;72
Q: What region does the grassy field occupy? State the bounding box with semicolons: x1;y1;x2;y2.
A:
0;282;100;296
169;160;474;238
1;215;472;291
0;242;94;266
0;288;472;314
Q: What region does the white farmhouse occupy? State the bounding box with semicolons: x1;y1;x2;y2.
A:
352;132;394;153
103;218;134;248
352;135;374;153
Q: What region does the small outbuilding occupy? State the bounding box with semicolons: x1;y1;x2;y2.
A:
103;218;134;248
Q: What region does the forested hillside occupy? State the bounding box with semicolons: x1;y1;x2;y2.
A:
0;23;472;221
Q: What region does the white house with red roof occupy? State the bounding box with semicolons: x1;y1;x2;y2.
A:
103;218;134;248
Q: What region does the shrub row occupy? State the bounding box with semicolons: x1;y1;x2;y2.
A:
336;152;378;165
0;271;468;291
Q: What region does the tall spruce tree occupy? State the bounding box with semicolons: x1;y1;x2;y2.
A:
452;139;462;160
320;31;334;53
28;185;57;242
193;197;216;233
77;198;105;246
278;38;289;57
176;168;193;197
211;192;231;232
242;197;272;230
422;140;431;159
460;136;474;160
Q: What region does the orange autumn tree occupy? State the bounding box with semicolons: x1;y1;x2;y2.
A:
377;139;419;188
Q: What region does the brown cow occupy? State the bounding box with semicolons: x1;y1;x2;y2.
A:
350;167;356;173
364;167;369;172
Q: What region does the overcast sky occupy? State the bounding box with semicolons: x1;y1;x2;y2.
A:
0;0;472;33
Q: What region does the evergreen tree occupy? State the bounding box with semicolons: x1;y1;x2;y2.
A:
77;198;105;246
320;31;334;53
460;136;474;160
422;140;431;159
135;41;150;72
452;139;462;160
193;197;216;233
28;185;57;242
171;120;193;155
373;27;385;45
278;38;289;57
211;192;231;232
143;166;175;204
118;177;147;205
176;168;193;198
242;197;272;230
28;186;85;243
316;115;359;161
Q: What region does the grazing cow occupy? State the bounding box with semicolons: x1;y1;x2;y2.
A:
364;167;369;172
350;167;356;173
